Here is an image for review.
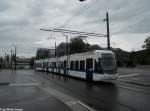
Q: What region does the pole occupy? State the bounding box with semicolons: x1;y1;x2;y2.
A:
4;53;6;69
106;12;111;50
63;34;69;75
66;35;68;70
55;42;56;57
11;50;13;69
14;46;17;70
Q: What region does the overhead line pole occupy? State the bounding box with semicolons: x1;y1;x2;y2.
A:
11;50;13;69
63;34;69;75
55;42;56;57
106;12;110;50
14;46;17;70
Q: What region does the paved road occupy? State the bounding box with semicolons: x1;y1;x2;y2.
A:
118;67;150;86
0;70;71;111
0;68;150;111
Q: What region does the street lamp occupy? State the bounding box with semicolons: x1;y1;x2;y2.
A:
47;36;57;57
79;0;86;2
63;34;69;75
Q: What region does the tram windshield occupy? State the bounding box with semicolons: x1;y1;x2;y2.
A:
101;59;116;69
100;53;117;73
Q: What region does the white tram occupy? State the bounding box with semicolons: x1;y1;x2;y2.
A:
35;50;118;81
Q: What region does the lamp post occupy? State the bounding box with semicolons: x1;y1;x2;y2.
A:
63;34;69;75
47;36;57;57
12;44;17;70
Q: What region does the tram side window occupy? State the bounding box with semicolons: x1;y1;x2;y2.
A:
49;63;51;67
52;62;54;68
70;61;74;70
61;62;64;68
47;62;49;67
49;62;51;68
54;62;56;68
45;62;47;67
58;61;61;68
64;61;67;68
50;62;52;68
75;61;79;70
52;62;56;68
80;60;85;71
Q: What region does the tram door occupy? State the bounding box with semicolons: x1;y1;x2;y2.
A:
86;58;93;81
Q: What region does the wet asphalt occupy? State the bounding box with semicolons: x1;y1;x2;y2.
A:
0;70;71;111
0;68;150;111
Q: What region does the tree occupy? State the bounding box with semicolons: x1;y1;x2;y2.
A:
70;36;86;54
142;36;150;50
36;48;50;60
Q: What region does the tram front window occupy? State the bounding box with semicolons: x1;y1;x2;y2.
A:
100;53;117;74
101;59;115;69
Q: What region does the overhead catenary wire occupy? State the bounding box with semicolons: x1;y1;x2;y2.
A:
45;0;100;40
54;28;105;36
60;0;98;28
40;28;106;38
41;0;110;49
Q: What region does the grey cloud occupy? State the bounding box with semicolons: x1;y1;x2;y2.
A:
0;0;150;57
0;0;12;12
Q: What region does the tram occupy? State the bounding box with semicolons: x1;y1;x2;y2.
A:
35;50;118;81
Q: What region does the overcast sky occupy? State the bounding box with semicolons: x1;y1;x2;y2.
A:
0;0;150;57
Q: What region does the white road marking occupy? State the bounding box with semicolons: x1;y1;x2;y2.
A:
66;101;78;106
78;101;95;111
9;83;41;86
119;74;139;78
39;86;95;111
117;85;150;95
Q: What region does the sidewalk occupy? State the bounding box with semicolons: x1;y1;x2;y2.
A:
0;70;95;111
0;70;71;111
0;85;71;111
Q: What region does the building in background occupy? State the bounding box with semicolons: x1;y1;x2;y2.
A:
36;48;55;59
15;57;31;69
0;55;34;70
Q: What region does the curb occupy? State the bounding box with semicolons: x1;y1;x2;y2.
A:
38;86;95;111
